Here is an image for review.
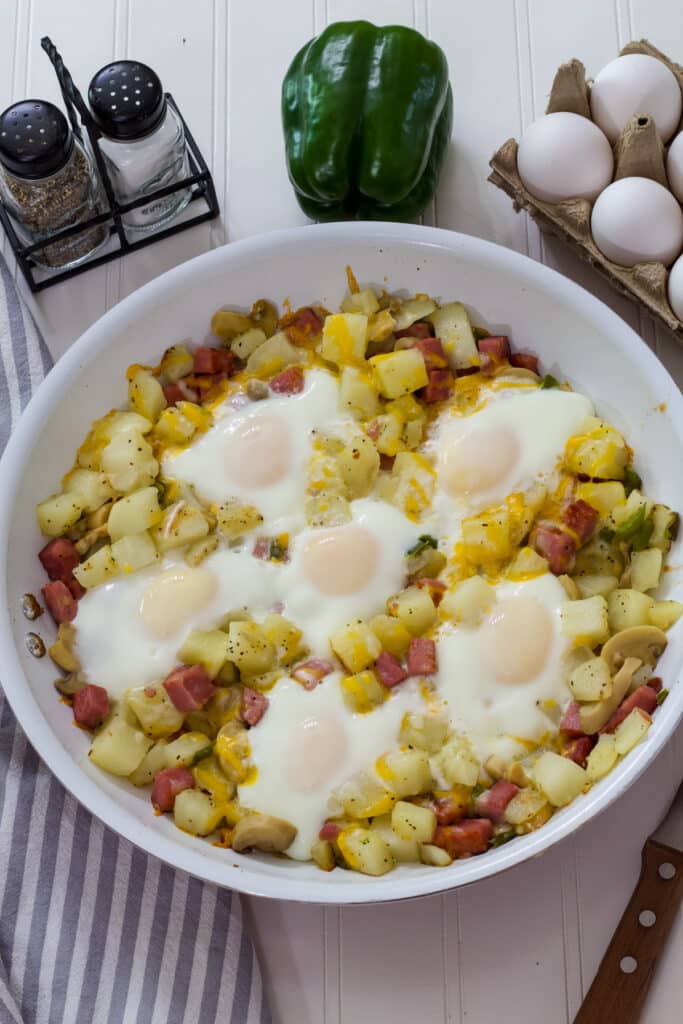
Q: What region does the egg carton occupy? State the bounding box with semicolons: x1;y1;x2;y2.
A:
488;39;683;345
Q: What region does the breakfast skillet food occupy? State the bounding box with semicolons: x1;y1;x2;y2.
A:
33;272;681;876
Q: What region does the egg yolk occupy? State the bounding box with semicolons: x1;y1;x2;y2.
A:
441;426;520;497
301;526;380;596
479;596;553;683
286;713;349;792
224;414;291;488
139;566;218;639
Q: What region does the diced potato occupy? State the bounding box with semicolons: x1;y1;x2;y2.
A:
176;401;212;434
649;600;683;631
126;685;184;738
630;549;663;593
164;732;214;769
111;531;159;574
369;615;412;658
533;751;587;807
402;419;424;449
173;789;223;836
153;407;196;445
185;534;220;568
369;815;420;863
159;343;194;382
506;546;549;580
336;434;380;498
342;287;380;317
440;576;495;626
428;302;480;371
431;736;480;788
565;423;628;480
262;614;305;665
101;428;159;493
129;740;168;786
614;707;652;755
227;621;276;676
461;505;512;566
607;589;655;632
231;327;267;361
62;468;115;512
369;348;428;399
73;543;118;589
304;492;351;528
48;624;79;673
127;365;167;422
575;574;619;599
108;486;162;541
405;545;447;582
215;724;251;783
387;586;437;636
650;504;679;552
36;492;84;537
399;711;449;753
568;657;612;702
193;755;236;804
377;749;433;797
320;313;368;366
576;481;626;516
386;394;426;425
420;843;452;866
578;655;639;734
246;330;305;375
367;308;397;343
329;619;382;673
311;838;336;871
608;489;652;532
574;535;624;578
338;366;380;419
178;629;230;678
211;308;253;341
504;786;548;825
340;671;385;713
585;734;618;782
216;498;263;539
152;502;209;552
336;772;396;819
393;296;437;330
90;715;153;776
560;596;609;647
337;828;394;876
391;800;437;843
368;411;404;456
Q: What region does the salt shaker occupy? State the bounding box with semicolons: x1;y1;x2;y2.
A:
88;61;191;231
0;99;105;269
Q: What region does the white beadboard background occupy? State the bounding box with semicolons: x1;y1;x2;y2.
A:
3;1;683;1021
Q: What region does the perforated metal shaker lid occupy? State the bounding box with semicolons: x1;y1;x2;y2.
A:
88;61;166;141
0;100;74;179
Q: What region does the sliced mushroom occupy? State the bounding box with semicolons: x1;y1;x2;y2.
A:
601;626;668;674
231;813;297;853
49;624;81;673
87;502;112;529
54;672;87;697
579;656;642;735
211;309;253;342
246;379;269;401
249;299;278;339
558;574;579;600
75;523;109;556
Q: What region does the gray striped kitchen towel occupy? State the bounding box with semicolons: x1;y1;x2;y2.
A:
0;258;271;1024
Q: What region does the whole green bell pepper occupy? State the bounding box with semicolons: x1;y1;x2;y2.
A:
282;21;453;222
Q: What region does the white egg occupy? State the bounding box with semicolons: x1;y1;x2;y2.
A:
239;672;424;859
517;112;614;203
435;573;571;761
590;54;682;144
164;368;342;535
282;498;420;656
591;177;683;267
668;253;683;321
74;549;280;697
666;130;683;203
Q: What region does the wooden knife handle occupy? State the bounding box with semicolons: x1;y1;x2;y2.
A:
574;838;683;1024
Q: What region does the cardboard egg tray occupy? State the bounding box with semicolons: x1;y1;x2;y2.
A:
488;39;683;344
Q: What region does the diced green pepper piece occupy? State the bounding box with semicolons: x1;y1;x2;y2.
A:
630;516;654;552
656;688;669;706
623;466;642;496
406;534;438;556
540;374;560;389
613;505;646;541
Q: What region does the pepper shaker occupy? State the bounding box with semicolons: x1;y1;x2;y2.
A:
88;61;191;231
0;100;106;270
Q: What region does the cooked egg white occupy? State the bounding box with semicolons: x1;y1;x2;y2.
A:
434;573;571;762
239;672;425;859
163;368;343;535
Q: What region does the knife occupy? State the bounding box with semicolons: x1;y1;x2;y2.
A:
574;781;683;1023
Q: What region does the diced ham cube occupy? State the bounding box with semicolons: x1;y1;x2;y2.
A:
474;780;520;823
241;687;269;726
319;821;341;841
252;537;270;560
39;537;80;581
395;322;434;339
601;685;658;734
648;677;663;693
285;307;323;343
415;578;446;606
423;368;453;403
433;819;493;858
379;454;395;472
478;335;510;370
560;701;585;738
73;684;110;729
562;500;598;545
66;576;86;600
456;366;480;378
193;347;237;376
531;524;576;574
509;352;540;373
407;637;437;676
432;795;467;826
163;664;215;712
163;379;199;405
413;337;448;369
366;420;381;442
270;366;305;394
42;580;78;624
563;735;595;767
151;767;195;813
375;651;408;688
292;658;334;690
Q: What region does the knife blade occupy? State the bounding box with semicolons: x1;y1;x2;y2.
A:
574;780;683;1024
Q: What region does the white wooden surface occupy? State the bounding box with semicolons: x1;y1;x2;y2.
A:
4;1;683;1020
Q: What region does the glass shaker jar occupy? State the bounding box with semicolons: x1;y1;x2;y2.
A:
88;61;191;232
0;99;106;270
